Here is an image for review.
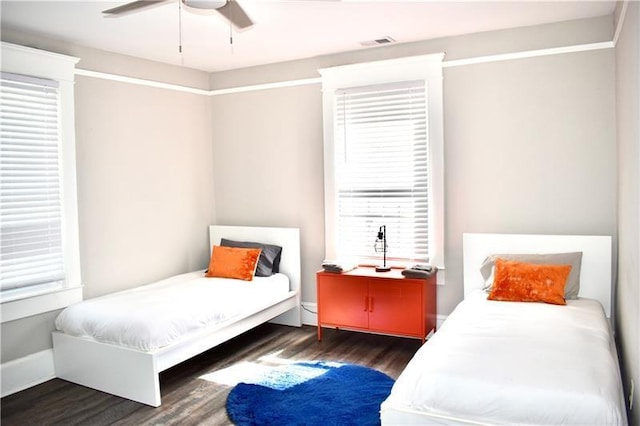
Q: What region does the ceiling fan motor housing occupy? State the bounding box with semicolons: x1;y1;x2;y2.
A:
182;0;227;10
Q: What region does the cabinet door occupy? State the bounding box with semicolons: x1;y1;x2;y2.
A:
368;280;423;336
318;275;368;329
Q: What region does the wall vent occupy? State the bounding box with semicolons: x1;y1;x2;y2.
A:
360;37;396;47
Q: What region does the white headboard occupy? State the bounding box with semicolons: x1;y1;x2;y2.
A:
209;225;301;292
463;233;612;317
209;225;302;325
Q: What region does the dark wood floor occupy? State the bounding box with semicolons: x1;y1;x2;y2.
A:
1;324;422;425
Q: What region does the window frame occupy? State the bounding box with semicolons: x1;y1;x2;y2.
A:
320;54;445;268
1;42;82;322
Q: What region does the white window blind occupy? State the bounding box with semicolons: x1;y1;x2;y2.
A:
334;80;429;262
0;71;66;292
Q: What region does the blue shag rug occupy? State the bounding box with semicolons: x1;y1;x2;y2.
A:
226;361;394;426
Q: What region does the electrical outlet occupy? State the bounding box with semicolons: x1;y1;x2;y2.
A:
630;379;635;411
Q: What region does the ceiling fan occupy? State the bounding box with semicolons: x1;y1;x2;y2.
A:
102;0;254;30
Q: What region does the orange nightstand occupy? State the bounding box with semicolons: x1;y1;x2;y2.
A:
316;267;436;342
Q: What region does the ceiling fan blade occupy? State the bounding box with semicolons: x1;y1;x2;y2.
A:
216;0;254;30
102;0;167;16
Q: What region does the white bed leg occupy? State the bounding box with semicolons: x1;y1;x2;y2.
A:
53;332;161;407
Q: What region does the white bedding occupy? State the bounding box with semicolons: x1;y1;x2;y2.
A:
55;271;291;352
381;290;627;425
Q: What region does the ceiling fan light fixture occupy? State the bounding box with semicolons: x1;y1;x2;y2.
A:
103;0;253;30
182;0;227;10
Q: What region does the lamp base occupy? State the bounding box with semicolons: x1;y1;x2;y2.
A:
375;266;391;272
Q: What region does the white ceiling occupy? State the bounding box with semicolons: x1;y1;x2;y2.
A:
0;0;617;73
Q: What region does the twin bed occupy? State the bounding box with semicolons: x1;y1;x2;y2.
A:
52;225;302;407
53;229;628;425
381;233;627;425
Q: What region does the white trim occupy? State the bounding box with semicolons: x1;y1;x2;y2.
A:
209;77;321;96
319;53;444;89
1;349;55;398
613;0;630;47
426;63;445;269
1;42;79;80
1;286;83;323
75;68;321;96
320;53;445;268
442;41;614;68
1;42;83;320
71;41;614;95
74;68;210;95
436;314;447;330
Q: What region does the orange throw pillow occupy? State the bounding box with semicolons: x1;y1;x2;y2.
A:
205;246;262;281
487;259;571;305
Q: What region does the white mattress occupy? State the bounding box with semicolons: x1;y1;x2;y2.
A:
381;290;627;426
55;271;291;352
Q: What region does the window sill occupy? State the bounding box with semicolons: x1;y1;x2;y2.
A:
1;285;83;323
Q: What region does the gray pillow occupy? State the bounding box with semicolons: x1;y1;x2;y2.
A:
220;238;283;277
480;252;583;300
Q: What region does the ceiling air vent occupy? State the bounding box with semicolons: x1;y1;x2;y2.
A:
360;37;396;47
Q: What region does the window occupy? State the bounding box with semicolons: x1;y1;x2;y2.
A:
1;73;65;292
321;54;444;267
0;42;82;322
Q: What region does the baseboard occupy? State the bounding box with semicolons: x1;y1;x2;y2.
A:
301;302;448;330
1;349;55;398
301;302;318;326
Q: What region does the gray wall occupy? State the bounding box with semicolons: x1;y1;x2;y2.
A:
210;16;617;317
0;31;216;362
210;84;325;305
615;1;640;424
443;50;616;314
74;76;215;299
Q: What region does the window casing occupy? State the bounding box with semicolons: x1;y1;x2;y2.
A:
0;42;82;322
320;54;444;268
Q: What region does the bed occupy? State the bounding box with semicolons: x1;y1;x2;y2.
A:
381;233;627;425
52;225;302;407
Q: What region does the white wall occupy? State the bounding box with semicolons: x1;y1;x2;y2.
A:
615;1;640;423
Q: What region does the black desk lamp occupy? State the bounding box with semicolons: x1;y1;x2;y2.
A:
374;225;390;272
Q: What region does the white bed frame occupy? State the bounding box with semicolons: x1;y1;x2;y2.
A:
52;225;302;407
463;233;613;317
381;233;622;425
